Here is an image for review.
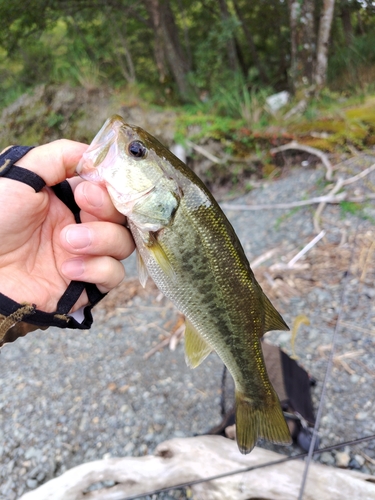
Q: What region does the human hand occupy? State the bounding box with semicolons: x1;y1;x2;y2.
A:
0;140;134;314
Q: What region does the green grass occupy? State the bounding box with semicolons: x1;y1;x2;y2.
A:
339;201;375;223
274;207;302;230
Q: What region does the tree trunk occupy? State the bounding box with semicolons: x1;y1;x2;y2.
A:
288;0;316;90
288;0;299;88
340;1;353;45
144;0;190;97
315;0;336;87
144;0;168;83
218;0;238;72
108;11;136;84
162;0;191;94
232;0;269;84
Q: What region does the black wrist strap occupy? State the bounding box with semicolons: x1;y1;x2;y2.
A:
0;145;107;341
0;146;46;192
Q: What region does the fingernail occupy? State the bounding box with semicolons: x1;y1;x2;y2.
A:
65;226;92;249
83;183;104;207
61;259;85;278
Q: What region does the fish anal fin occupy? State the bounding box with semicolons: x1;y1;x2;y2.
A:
136;250;148;288
291;314;310;359
235;390;292;454
262;293;289;335
184;319;212;368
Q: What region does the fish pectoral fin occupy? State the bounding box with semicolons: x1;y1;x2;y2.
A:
146;233;176;282
184;319;212;368
263;293;289;334
235;390;292;454
136;250;149;288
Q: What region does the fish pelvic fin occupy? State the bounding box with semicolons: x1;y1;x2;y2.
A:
184;319;212;368
136;250;149;288
262;293;289;334
235;390;292;454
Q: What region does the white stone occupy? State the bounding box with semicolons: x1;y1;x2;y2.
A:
266;91;290;112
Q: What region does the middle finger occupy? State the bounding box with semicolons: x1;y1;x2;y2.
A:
60;221;135;260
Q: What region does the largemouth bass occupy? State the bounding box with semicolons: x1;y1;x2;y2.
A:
77;115;292;454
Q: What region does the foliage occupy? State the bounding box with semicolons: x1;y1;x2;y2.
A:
328;33;375;90
0;0;373;110
0;0;375;156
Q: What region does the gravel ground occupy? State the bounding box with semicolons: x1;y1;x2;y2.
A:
1;156;375;499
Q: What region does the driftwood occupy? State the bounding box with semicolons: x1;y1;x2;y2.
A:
270;140;334;180
186;139;260;165
19;436;375;500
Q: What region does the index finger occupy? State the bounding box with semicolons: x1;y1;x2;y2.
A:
15;140;88;186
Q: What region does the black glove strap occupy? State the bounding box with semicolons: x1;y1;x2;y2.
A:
0;145;107;340
0;146;46;192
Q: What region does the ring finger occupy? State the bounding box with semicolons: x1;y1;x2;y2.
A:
61;255;126;292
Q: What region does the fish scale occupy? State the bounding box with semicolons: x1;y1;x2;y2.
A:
77;115;292;454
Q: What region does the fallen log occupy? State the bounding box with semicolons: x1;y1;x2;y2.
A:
19;435;375;500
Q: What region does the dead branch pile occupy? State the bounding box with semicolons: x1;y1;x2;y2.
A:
256;229;375;304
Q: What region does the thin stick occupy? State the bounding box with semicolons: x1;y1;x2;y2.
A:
360;450;375;466
313;177;345;233
313;164;375;233
222;193;375;212
186;140;259;165
341;162;375;186
339;320;375;335
250;247;280;268
287;230;325;268
186;140;224;164
359;239;375;283
143;337;171;360
221;193;346;211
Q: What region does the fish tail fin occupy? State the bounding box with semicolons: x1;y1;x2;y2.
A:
235;389;292;454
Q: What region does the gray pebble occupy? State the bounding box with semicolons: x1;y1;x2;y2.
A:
24;447;41;460
354;454;365;467
154;414;167;425
355;411;368;421
36;471;46;483
349;458;362;470
26;479;38;489
1;158;375;495
124;442;135;454
320;452;335;466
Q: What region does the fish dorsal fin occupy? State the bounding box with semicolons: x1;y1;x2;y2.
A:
184;319;212;368
263;293;289;335
136;250;149;288
146;233;176;282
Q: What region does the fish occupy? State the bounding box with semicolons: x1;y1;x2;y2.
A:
76;115;292;454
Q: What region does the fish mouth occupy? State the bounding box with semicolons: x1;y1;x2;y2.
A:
76;156;104;183
76;117;119;181
106;183;156;217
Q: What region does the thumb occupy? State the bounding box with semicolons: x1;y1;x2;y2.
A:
15;140;88;186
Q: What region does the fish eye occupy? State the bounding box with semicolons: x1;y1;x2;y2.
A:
128;141;147;159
